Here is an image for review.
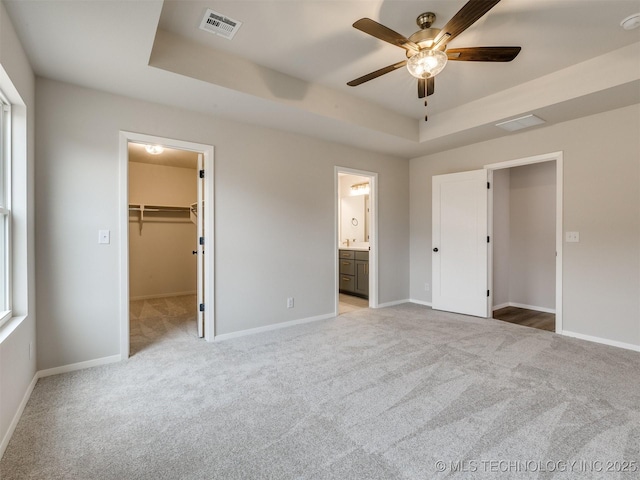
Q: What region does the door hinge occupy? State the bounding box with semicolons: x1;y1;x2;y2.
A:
199;170;205;179
487;290;490;297
199;303;205;312
199;236;204;245
487;236;490;243
487;182;490;189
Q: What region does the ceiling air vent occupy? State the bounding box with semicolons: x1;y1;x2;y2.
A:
199;9;242;40
495;114;546;132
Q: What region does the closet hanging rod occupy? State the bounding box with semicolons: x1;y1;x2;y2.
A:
129;204;193;234
128;204;191;213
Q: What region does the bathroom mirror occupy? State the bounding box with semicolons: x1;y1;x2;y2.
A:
338;174;370;246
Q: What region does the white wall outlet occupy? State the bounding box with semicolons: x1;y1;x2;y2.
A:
424;283;430;291
286;297;294;309
98;229;110;244
565;231;580;243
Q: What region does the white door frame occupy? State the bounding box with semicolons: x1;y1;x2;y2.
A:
118;131;215;359
484;151;563;333
335;167;378;313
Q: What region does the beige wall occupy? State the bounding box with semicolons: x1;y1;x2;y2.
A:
0;1;36;456
508;162;556;310
128;162;197;299
410;104;640;347
492;162;556;311
492;168;510;308
35;78;410;370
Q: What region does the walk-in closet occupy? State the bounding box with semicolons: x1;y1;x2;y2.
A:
127;143;199;353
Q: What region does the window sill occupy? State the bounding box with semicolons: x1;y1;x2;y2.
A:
0;314;27;344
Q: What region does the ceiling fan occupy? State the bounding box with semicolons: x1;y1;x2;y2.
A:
347;0;521;121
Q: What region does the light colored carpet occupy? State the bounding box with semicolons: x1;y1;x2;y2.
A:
2;300;640;479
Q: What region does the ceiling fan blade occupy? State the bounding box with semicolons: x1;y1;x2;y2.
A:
447;46;521;62
427;77;435;96
347;60;407;87
353;18;419;53
433;0;502;49
418;78;426;99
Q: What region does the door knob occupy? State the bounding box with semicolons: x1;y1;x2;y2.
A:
433;248;439;252
192;250;197;255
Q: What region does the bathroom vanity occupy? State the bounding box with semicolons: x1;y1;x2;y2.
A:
339;249;369;299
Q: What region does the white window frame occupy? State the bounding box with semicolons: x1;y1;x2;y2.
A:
0;91;12;327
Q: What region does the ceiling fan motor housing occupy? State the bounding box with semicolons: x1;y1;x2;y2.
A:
407;28;441;55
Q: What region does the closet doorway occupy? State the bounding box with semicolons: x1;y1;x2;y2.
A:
431;151;563;332
119;132;214;359
489;160;558;332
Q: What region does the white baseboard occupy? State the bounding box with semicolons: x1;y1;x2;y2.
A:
130;291;196;301
376;299;410;308
409;299;433;307
214;313;336;342
0;373;38;459
492;302;555;314
38;354;122;378
1;354;122;458
561;330;640;353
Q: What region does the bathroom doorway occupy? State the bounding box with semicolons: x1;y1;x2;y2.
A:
335;167;378;315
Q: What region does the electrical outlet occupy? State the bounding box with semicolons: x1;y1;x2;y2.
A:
424;283;430;291
29;342;32;360
287;297;294;309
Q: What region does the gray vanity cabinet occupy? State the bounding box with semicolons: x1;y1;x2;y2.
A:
339;250;369;299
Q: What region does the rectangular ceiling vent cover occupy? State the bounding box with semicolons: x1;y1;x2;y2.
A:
199;9;242;40
495;114;546;132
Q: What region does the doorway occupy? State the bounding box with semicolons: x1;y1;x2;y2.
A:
487;152;563;333
490;161;557;332
127;144;199;354
335;167;378;315
431;151;563;333
119;132;214;359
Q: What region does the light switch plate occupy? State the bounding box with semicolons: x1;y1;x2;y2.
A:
565;231;580;243
98;230;110;244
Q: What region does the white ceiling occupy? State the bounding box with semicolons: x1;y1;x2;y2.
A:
4;0;640;158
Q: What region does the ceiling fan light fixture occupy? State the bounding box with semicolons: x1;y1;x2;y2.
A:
406;49;448;79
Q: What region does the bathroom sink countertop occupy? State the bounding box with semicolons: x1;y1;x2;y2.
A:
339;245;370;251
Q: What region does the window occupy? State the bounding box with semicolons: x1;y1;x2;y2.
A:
0;91;11;325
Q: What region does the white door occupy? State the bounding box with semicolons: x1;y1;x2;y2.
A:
432;169;489;317
196;153;205;337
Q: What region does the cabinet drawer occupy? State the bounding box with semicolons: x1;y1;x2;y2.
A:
339;250;354;259
339;260;355;275
355;251;369;261
339;274;355;292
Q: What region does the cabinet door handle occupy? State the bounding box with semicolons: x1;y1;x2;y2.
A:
342;262;350;265
342;277;351;282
